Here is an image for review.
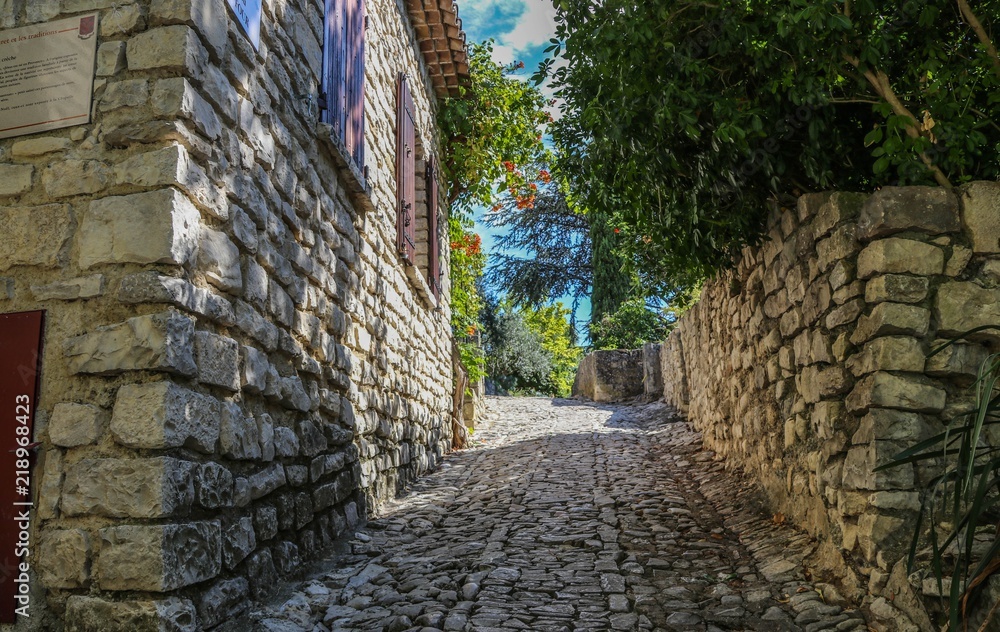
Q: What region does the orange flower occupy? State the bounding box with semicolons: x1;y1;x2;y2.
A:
613;228;620;234
466;325;476;335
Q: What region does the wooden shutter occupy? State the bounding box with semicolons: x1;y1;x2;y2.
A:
323;0;365;168
427;157;441;298
397;73;416;263
345;0;365;166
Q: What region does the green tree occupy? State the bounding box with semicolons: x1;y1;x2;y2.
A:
482;302;554;394
440;41;552;214
522;302;583;396
484;186;592;312
589;209;633;325
589;297;674;351
542;0;1000;292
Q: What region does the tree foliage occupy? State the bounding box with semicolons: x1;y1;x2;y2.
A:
589;210;634;324
481;296;582;396
483;187;592;311
589;297;674;351
542;0;1000;291
440;41;552;214
449;215;486;382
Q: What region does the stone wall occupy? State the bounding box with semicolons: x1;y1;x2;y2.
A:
660;184;1000;624
572;349;644;402
0;0;455;628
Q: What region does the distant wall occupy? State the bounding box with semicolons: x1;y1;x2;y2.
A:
572;349;644;402
661;184;1000;623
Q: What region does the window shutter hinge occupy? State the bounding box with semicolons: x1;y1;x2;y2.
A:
364;16;369;30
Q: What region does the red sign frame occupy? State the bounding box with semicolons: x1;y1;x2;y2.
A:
0;311;44;622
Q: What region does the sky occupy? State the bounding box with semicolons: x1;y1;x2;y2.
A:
456;0;593;335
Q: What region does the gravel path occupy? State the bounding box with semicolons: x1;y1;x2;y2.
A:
250;397;868;631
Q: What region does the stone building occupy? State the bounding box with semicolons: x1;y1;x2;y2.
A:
0;0;467;627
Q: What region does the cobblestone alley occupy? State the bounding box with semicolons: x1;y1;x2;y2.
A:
251;398;869;632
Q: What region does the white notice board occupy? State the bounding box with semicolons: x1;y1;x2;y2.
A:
227;0;262;51
0;14;98;140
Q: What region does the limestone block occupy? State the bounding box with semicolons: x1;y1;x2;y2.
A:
0;164;33;196
195;331;240;391
62;457;194;518
825;298;863;330
152;78;222;140
39;530;90;588
42;159;111;198
99;79;148;112
858;513;908;562
254;505;278;540
935;282;1000;338
958;181;1000;254
811;192;866;240
800;282;831;325
313;470;354;510
49;402;102;447
311;451;347;482
811;401;850;440
849;303;929;345
832;280;863;306
150;0;228;59
279;376;313;412
195;462;234;509
852;409;930;445
273;541;300;575
127;25;208;74
31;275;105;301
110;381;220;453
11;136;71;157
236;301;280;351
65;595;197;632
247;549;278;599
38;449;63;520
779;307;804;338
864;274;929;304
241;345;269;393
258;413;276;461
198;577;249;628
816;224;858;273
274;426;300;458
869;491;921;512
846;372;946;414
222;516;256;569
797;365;850;404
856;238;944;279
96;41;127;76
0;204;72;271
198;228;243;293
114;145;225;219
298;419;328;457
945;245;973;277
232;206;259;253
98;522;221;591
926;340;990;381
100;2;146;36
219;401;261;460
78;189;200;269
118;271;236;326
858;186;960;240
287;465;309;486
244;258;269;304
248;462;287;499
572;350;645;402
64;310;197;376
842;441;913;490
846;336;925;376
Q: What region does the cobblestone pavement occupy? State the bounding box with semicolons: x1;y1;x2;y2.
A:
251;397;868;632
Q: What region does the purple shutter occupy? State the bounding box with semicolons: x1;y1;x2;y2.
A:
346;0;365;165
397;73;416;263
323;0;364;168
427;157;440;298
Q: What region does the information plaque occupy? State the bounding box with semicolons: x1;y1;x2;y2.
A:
0;14;98;140
227;0;262;51
0;311;44;622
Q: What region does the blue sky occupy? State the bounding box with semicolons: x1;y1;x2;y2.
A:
456;0;593;335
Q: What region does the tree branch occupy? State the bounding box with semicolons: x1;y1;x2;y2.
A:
845;54;952;187
956;0;1000;81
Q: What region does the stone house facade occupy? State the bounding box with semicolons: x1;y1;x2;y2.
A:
0;0;467;628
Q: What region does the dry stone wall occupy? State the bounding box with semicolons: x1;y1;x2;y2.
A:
0;0;454;629
660;184;1000;624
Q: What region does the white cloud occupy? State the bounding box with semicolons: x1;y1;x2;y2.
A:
460;0;556;60
503;0;556;52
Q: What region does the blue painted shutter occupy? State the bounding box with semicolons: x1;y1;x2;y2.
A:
323;0;365;168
